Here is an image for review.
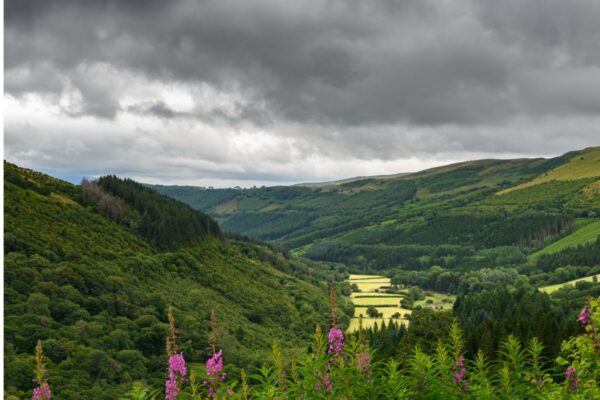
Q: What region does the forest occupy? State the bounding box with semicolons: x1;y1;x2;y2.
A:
4;162;351;399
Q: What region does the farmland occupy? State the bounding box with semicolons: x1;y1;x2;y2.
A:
539;273;600;294
347;274;454;331
348;274;408;331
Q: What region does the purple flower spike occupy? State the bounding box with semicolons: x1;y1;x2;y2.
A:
33;382;52;400
206;350;223;377
578;306;590;325
327;328;344;356
566;367;579;392
165;352;187;400
205;350;226;398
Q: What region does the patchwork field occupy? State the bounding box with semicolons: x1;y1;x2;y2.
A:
539;273;600;294
347;274;456;331
347;274;409;331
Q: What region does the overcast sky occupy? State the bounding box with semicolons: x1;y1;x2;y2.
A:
5;0;600;187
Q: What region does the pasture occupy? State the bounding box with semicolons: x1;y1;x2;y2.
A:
539;273;600;294
348;274;410;331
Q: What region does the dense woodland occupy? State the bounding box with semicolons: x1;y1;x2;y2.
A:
4;162;351;399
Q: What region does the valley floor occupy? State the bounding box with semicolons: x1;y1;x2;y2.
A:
347;274;454;331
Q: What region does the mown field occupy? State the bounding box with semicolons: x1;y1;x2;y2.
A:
347;274;454;331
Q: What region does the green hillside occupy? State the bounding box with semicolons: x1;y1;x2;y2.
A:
3;162;351;399
154;148;600;281
499;146;600;194
531;219;600;259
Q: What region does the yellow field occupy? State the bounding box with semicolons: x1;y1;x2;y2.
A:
347;273;455;332
354;306;412;318
349;274;387;280
351;292;404;298
348;274;407;332
348;317;409;331
352;297;402;306
539;273;600;293
349;274;392;292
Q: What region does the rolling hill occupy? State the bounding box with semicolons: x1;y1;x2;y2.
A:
153;147;600;277
3;162;351;399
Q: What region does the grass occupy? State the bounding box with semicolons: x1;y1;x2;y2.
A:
539;273;600;294
500;147;600;194
348;274;391;293
351;293;405;298
530;220;600;259
413;292;455;311
352;297;402;306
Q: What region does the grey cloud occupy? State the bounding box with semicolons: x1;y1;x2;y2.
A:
7;0;600;125
4;0;600;185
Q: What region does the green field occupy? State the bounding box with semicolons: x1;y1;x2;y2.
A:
539;273;600;293
531;220;600;259
500;147;600;194
413;292;455;311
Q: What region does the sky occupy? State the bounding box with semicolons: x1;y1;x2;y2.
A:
5;0;600;187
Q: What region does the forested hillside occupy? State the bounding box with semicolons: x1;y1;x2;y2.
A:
3;162;352;399
154;147;600;287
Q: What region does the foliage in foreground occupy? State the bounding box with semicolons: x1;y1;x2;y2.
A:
27;297;598;400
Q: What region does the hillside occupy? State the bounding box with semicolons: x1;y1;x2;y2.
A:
499;146;600;194
3;162;351;399
154;148;600;284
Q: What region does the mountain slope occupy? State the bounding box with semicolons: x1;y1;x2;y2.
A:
153;148;600;274
499;146;600;194
4;162;350;399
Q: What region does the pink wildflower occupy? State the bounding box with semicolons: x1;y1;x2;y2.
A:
578;306;590;325
205;350;227;397
316;370;333;392
356;351;372;381
322;373;333;392
32;382;52;400
169;353;187;376
165;352;187;400
451;356;468;392
328;328;344;356
566;367;579;392
206;350;223;379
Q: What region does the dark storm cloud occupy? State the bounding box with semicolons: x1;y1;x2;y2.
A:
4;0;600;185
7;0;600;125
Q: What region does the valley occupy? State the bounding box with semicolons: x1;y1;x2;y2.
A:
5;147;600;399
